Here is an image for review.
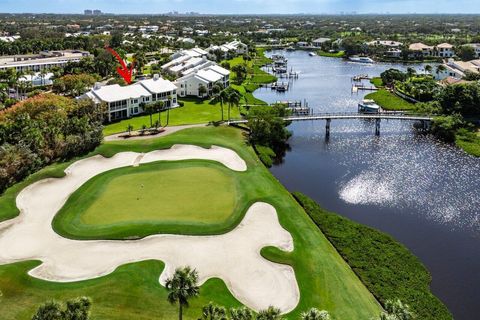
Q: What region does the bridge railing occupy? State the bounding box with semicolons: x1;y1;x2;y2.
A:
285;111;435;118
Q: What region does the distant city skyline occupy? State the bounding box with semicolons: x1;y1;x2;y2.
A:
1;0;480;15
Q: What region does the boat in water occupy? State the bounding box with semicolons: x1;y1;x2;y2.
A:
349;56;375;64
358;99;380;113
309;52;317;57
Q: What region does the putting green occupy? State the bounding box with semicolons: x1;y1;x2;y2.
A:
53;160;242;239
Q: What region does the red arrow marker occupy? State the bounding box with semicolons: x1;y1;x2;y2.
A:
105;46;134;84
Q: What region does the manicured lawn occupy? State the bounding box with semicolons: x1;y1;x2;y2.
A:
365;89;416;111
0;126;381;320
103;98;241;136
53;161;240;239
370;77;384;87
317;51;345;58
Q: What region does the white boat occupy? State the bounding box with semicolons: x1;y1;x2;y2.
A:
358;99;380;113
309;52;317;57
349;56;375;64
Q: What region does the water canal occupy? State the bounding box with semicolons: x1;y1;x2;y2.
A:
255;50;480;320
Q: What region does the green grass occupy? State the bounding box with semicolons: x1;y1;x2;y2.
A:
317;50;345;58
103;98;240;136
456;128;480;157
53;161;242;239
370;77;384;87
0;126;381;320
293;193;452;320
0;260;242;320
365;89;416;111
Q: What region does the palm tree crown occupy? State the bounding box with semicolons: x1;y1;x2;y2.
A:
165;266;200;320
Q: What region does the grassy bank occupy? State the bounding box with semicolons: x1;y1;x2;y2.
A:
370;77;384;88
365;89;416;111
0;126;381;319
293;192;452;320
103;98;240;136
317;50;345;58
456;128;480;157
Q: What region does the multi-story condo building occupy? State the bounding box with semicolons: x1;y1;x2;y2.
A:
80;75;178;122
0;50;90;72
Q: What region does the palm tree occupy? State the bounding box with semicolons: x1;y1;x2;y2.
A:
378;299;414;320
436;64;446;76
143;103;156;127
256;306;283;320
202;302;227;320
211;83;227;121
126;124;134;136
198;84;208;98
300;308;331;320
424;65;432;75
406;67;416;79
229;306;253;320
165;266;200;320
226;87;241;123
154;100;165;125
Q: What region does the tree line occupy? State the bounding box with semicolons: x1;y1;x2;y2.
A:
0;94;105;194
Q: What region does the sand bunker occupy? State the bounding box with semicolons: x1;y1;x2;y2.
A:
0;145;299;312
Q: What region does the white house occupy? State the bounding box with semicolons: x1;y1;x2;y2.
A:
175;65;230;98
435;43;455;58
433;59;480;80
409;43;434;57
207;40;248;59
366;40;403;48
409;42;455;58
19;72;54;86
81;75;178;122
312;38;331;48
466;44;480;58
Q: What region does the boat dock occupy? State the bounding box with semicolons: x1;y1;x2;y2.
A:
271;82;290;92
276;100;312;115
351;74;372;81
352;84;378;93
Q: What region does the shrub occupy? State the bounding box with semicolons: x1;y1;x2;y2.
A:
293;193;452;320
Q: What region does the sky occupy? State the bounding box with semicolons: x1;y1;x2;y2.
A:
0;0;479;15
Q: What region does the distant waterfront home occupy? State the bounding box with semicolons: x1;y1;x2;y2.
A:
433;58;480;80
312;38;331;48
80;75;178;122
0;50;90;72
435;43;455;58
366;40;403;48
409;43;434;58
466;43;480;58
175;65;230;98
408;42;455;58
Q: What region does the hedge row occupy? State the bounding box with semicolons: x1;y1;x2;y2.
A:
292;192;452;320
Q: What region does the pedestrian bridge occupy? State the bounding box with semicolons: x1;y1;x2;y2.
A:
229;112;434;136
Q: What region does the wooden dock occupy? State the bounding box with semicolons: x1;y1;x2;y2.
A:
352;84;378;93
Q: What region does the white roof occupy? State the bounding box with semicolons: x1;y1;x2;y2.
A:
196;69;223;82
137;78;177;94
207;65;230;76
91;84;151;103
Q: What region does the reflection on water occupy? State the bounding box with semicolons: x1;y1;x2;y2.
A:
257;51;480;319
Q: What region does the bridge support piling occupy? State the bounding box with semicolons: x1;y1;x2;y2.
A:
375;118;381;136
326;119;331;137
